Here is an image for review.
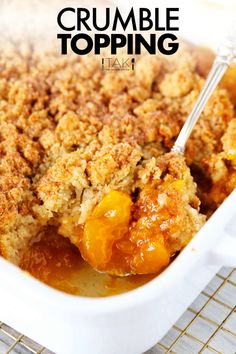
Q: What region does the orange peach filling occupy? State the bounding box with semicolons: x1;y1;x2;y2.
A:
79;190;171;275
82;191;132;269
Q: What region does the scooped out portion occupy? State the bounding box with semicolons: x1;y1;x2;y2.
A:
37;151;205;276
80;156;205;275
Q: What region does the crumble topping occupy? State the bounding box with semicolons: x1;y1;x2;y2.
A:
0;42;235;274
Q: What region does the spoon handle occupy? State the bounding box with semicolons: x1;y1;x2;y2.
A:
171;33;236;154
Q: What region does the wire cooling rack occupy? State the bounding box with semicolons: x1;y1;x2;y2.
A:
0;267;236;354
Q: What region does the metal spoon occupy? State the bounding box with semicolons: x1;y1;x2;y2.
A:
171;28;236;154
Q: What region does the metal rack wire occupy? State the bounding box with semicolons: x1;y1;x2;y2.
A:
151;267;236;354
0;267;236;354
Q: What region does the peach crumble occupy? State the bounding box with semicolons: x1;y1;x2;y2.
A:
0;42;235;294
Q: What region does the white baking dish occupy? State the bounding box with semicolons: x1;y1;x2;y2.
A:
0;1;236;353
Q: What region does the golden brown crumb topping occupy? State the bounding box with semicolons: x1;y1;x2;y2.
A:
0;42;235;275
